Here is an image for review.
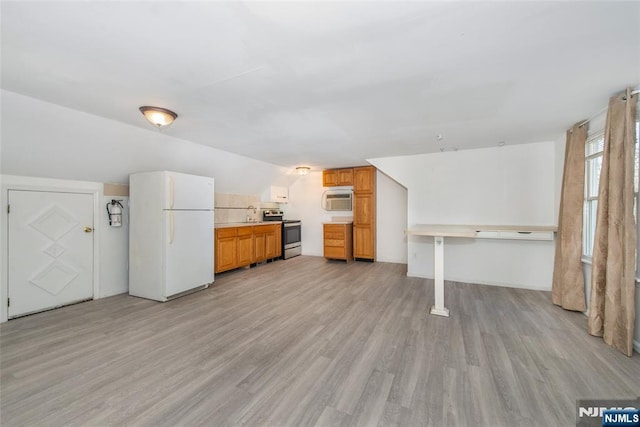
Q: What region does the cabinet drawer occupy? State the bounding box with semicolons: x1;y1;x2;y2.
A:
324;238;345;247
324;230;345;239
475;230;555;241
498;231;554;241
253;225;271;233
324;246;346;259
216;228;237;238
237;226;253;236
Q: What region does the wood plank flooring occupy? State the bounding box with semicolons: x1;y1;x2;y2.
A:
1;256;639;426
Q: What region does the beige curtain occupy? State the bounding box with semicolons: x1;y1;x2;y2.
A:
552;123;587;311
588;88;638;357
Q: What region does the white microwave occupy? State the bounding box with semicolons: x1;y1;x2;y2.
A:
324;192;352;211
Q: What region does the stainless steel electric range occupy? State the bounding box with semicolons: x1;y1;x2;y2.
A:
263;210;302;259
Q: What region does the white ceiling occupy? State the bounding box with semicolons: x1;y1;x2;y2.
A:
2;1;639;170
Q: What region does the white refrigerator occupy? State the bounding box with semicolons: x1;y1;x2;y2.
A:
129;171;215;301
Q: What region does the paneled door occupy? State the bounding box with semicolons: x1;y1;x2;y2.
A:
7;190;94;318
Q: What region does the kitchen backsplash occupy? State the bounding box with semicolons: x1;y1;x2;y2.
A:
214;192;280;223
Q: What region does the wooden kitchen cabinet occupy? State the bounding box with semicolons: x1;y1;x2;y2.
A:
323;169;338;187
264;224;281;259
215;223;282;273
322;165;376;260
265;227;279;259
215;228;237;273
253;225;267;262
323;168;354;187
353;225;374;259
236;227;254;266
354;166;375;192
254;235;266;261
353;166;376;261
353;192;374;226
323;223;353;261
337;169;354;186
253;224;282;263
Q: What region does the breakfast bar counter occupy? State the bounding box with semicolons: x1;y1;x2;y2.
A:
406;224;556;317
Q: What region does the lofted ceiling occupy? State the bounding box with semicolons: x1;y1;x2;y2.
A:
1;1;639;170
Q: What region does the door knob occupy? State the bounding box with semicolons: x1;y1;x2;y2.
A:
83;226;94;233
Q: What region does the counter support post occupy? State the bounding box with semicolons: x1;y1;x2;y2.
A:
430;236;450;317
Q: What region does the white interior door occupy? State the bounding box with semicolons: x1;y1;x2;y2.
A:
8;190;94;318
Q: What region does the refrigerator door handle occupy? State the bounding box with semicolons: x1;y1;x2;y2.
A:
169;175;175;209
169;211;175;244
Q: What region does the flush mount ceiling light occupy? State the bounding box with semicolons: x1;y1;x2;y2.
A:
296;166;311;175
139;106;178;129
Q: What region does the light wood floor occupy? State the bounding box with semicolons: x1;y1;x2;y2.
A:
1;256;639;426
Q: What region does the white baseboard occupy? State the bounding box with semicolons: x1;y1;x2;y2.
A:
406;271;551;292
99;289;128;298
376;257;408;264
301;251;323;257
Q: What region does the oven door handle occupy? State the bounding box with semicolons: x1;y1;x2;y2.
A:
283;222;301;228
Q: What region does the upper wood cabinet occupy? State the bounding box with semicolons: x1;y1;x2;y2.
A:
337;169;353;186
323;168;353;187
354;166;375;193
323;170;338;187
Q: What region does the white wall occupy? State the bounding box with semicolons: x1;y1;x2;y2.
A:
99;195;129;298
0;90;294;193
376;171;407;264
286;172;337;257
286;169;408;262
369;141;557;290
0;90;297;319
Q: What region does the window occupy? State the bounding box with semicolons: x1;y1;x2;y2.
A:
583;132;604;257
583;105;640;258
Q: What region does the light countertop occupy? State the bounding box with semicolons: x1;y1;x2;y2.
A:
405;224;557;237
215;221;282;229
323;221;353;225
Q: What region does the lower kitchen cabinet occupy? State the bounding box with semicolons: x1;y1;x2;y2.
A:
353;225;374;259
266;227;279;259
323;223;353;262
253;226;267;262
215;223;282;273
215;228;237;273
236;227;254;266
